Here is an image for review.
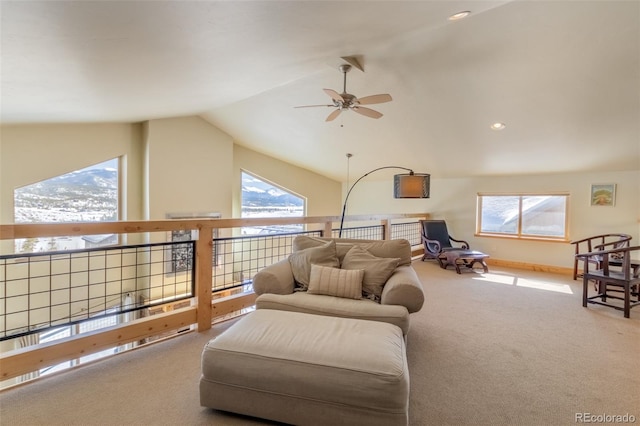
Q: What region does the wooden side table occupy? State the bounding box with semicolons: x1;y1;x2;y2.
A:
437;250;489;274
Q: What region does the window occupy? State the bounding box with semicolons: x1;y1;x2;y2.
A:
477;193;569;240
241;171;305;234
14;158;119;252
38;309;120;376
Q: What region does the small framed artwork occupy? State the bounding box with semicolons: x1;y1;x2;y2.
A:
590;184;616;207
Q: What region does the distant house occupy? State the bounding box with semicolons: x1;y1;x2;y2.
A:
501;197;566;237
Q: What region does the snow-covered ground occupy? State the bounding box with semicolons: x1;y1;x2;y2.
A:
15;207;113;224
241;207;304;235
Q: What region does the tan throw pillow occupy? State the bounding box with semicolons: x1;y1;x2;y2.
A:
308;265;364;300
292;235;328;252
341;245;400;301
288;240;339;290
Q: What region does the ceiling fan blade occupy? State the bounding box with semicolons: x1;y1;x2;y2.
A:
323;89;344;102
294;104;334;108
326;109;342;122
353;106;383;119
357;94;393;105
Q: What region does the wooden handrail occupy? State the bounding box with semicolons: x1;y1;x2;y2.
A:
0;214;426;239
0;213;429;382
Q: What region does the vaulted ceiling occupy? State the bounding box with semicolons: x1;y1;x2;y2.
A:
1;1;638;181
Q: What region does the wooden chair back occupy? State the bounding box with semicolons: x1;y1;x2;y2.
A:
570;233;632;280
576;245;640;318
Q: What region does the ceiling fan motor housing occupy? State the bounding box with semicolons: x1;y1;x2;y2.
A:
340;93;358;109
339;64;352;74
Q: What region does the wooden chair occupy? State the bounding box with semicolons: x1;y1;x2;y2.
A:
570;233;632;280
576;245;640;318
419;220;469;261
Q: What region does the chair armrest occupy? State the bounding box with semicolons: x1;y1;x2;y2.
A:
381;265;425;313
423;237;442;254
594;240;631;251
449;236;470;249
252;259;295;295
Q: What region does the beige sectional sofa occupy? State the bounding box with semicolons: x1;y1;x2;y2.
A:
200;236;423;425
252;236;425;335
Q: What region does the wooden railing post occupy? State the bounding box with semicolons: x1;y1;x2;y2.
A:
196;224;213;331
382;219;391;240
324;221;333;237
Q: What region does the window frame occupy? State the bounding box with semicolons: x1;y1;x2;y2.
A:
476;192;570;242
240;170;306;234
13;157;122;253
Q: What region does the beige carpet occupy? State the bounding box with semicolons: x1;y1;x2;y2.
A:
1;261;638;426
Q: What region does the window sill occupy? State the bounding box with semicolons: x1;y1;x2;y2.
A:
475;233;569;243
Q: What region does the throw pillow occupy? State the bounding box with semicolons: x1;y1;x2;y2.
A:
341;245;400;301
288;240;339;290
308;265;364;300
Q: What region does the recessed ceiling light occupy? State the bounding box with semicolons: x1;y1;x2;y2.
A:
448;11;471;21
490;122;506;131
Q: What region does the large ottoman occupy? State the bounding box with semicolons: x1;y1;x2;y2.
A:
200;309;409;426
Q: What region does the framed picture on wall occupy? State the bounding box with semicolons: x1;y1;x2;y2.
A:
590;184;616;207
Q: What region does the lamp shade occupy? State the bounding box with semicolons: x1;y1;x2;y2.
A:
393;173;430;198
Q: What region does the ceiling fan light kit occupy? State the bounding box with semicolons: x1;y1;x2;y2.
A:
296;63;393;122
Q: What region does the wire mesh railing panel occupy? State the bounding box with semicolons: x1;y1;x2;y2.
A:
0;241;195;341
391;221;422;246
0;220;425;340
212;230;322;292
331;225;384;240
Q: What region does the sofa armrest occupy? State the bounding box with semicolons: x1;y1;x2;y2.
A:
252;259;295;295
381;265;425;313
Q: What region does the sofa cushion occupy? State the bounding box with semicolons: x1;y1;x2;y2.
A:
292;235;412;266
308;265;363;300
288;240;340;290
341;246;400;301
255;292;410;335
293;235;353;260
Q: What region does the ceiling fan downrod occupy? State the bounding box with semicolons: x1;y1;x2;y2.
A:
339;64;351;95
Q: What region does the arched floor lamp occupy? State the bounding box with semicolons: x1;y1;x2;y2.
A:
339;166;430;237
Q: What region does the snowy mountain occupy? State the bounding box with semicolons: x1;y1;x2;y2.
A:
241;174;303;208
14;168;118;223
15;168;300;225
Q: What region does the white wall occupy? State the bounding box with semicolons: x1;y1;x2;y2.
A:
0;118;342;227
2;119;637;269
349;171;640;267
144;116;234;220
0;123;144;224
345;170;639;268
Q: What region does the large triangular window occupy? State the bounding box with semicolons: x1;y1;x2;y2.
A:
241;171;305;234
14;158;119;253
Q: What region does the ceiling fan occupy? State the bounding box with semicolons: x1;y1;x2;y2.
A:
295;64;392;122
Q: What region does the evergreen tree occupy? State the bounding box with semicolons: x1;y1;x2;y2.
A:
21;237;38;253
